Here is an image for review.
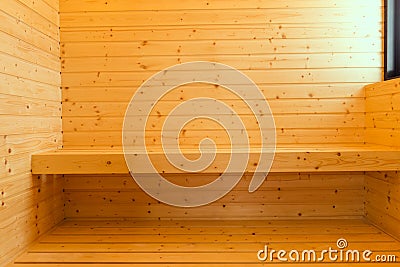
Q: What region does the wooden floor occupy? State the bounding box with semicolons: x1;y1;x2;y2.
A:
10;219;400;266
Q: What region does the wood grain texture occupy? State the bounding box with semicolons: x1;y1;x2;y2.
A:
31;145;400;174
0;0;62;266
10;219;400;266
365;171;400;241
60;0;383;149
61;172;364;219
365;78;400;147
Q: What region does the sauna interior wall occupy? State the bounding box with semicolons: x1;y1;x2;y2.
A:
365;78;400;240
60;0;383;219
0;0;63;265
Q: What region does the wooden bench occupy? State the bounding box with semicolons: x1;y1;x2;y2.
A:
32;144;400;174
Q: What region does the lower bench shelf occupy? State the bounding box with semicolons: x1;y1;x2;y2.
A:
32;144;400;174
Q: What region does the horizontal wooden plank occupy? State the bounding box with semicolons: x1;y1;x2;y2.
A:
60;218;370;227
60;0;382;12
64;172;364;191
0;94;61;117
62;128;365;148
61;54;382;73
61;69;382;87
66;203;362;219
62;99;364;118
62;83;367;102
48;224;383;238
0;115;61;135
38;231;396;245
31;145;400;174
60;39;382;58
65;188;363;206
62;125;362;149
59;8;381;27
60;23;382;42
63;114;365;130
0;73;61;101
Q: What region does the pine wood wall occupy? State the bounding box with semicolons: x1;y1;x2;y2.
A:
65;172;365;219
365;171;400;240
364;78;400;240
0;0;63;264
60;0;383;149
59;0;383;219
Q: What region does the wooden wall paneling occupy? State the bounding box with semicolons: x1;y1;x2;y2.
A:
41;0;59;11
58;0;386;226
0;73;61;101
61;53;382;72
60;23;383;41
62;99;365;118
0;0;62;265
62;84;367;102
0;31;60;72
0;53;60;86
0;94;61;117
64;172;364;219
60;39;382;57
0;10;60;57
365;78;400;147
17;0;59;23
364;79;400;240
60;69;381;87
1;0;59;39
60;0;382;149
366;111;400;129
367;129;400;147
365;171;400;240
0;174;64;259
60;0;381;11
70;83;366;99
62;128;365;148
59;9;381;27
0;116;61;135
62;116;364;134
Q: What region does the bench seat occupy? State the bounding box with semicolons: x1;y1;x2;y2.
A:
31;143;400;174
